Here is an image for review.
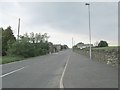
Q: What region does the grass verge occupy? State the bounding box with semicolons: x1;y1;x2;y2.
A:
1;55;24;64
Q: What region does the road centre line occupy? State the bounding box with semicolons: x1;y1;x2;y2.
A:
60;55;70;88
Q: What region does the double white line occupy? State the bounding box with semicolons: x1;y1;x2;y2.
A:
60;55;70;88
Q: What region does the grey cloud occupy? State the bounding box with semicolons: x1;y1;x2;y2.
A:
0;2;118;45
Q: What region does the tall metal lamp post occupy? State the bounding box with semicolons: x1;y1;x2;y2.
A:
85;3;92;59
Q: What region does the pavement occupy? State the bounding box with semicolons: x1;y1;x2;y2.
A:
2;49;118;88
63;51;118;88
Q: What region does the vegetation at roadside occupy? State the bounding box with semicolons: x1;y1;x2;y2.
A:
8;33;50;58
1;55;24;64
97;40;108;47
2;26;16;56
72;40;119;67
1;26;68;64
0;26;50;64
1;26;50;57
92;46;118;50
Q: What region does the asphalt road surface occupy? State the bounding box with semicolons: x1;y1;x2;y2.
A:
63;51;118;88
2;49;118;88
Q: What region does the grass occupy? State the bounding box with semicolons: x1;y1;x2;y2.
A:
92;46;118;50
1;55;24;64
1;53;49;64
1;52;50;64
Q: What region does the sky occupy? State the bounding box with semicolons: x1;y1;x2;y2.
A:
0;1;118;48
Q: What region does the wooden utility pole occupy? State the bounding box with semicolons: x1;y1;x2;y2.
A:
18;18;20;39
72;37;73;48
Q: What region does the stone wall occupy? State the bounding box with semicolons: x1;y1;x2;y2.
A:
73;47;119;67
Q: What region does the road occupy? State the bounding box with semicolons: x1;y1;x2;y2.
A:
2;49;118;88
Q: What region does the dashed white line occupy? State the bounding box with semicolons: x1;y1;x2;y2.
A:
60;55;70;88
1;66;27;78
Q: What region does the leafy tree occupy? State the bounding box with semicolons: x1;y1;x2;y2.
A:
35;33;42;43
29;32;35;43
2;26;16;56
19;33;30;42
41;33;49;43
8;32;50;57
0;28;3;56
8;40;36;58
98;40;108;47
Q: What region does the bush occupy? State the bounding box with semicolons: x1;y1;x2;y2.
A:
8;41;31;58
98;40;108;47
2;26;16;56
8;40;50;58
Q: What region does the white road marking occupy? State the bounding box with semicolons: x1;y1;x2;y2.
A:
60;55;70;88
0;66;27;78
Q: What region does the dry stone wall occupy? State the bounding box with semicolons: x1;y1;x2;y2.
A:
73;47;119;67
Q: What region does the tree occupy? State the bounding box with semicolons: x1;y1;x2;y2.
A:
2;26;16;56
29;32;35;43
35;33;42;43
98;40;108;47
41;33;49;43
8;32;50;57
19;33;30;42
0;28;3;56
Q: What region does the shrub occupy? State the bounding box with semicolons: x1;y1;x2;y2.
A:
8;40;50;58
98;40;108;47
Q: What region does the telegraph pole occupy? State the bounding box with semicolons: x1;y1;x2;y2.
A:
73;40;75;46
18;18;20;40
72;37;73;48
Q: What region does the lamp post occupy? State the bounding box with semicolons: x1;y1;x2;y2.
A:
85;3;92;59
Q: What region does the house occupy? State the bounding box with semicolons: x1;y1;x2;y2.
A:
76;42;84;49
54;44;62;52
48;42;54;54
48;42;68;54
76;42;93;49
48;43;61;53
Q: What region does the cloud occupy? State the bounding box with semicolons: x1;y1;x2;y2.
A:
0;2;118;47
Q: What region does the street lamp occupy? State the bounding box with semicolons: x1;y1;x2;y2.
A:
85;3;92;59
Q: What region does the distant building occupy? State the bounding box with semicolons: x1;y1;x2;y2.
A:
48;43;68;54
48;42;54;54
76;42;93;49
54;44;62;52
61;45;69;50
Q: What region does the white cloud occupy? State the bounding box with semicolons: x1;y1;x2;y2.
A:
0;2;118;47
